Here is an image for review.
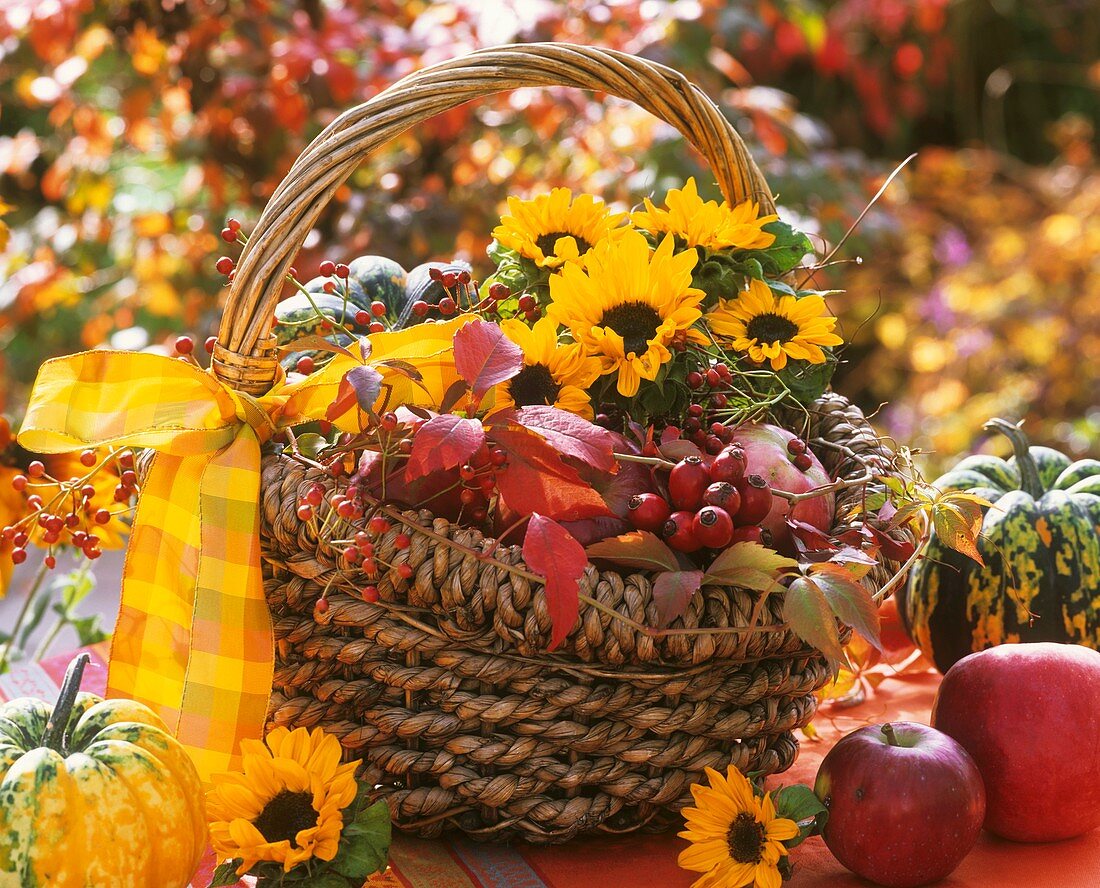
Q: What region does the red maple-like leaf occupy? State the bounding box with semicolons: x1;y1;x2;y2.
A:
522;513;588;650
499;406;617;472
491;425;612;521
652;569;705;628
405;414;485;480
453;319;523;396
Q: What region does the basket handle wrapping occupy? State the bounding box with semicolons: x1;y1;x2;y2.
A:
214;42;775;394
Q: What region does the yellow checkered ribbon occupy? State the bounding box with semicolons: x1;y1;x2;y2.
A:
17;349;355;780
17;320;471;780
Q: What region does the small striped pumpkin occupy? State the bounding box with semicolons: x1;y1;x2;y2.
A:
0;655;206;887
900;419;1100;673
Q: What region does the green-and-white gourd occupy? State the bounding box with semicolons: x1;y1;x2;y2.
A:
900;418;1100;673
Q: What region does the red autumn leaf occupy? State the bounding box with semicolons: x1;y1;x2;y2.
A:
659;439;703;461
453;319;523;396
505;406;617;472
405;414;485;480
868;525;916;562
652;569;705;628
523;513;588;650
491;425;612;521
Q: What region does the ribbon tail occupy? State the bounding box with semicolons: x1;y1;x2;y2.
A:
107;433;274;781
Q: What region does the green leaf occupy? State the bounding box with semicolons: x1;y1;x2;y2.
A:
783;577;847;667
70;614;109;646
703;541;797;588
16;589;52;649
771;784;829;849
208;860;243;887
776;355;836;403
57;568;95;611
749;220;815;276
586;531;680;573
331;800;391;879
294;433;328;460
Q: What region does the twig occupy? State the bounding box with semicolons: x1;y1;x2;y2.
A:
768;473;873;504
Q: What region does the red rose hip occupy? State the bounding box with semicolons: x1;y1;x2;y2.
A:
702;481;741;514
730;525;766;545
627;493;671;532
709;446;746;485
735;474;773;525
662;510;702;552
692;506;734;548
668;456;711;511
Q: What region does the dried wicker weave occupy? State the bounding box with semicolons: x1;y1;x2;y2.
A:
211;43;917;844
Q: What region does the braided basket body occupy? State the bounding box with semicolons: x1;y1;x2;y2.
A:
211;44;916;843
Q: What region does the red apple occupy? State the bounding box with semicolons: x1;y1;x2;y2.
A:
814;721;985;887
728;423;834;551
931;642;1100;842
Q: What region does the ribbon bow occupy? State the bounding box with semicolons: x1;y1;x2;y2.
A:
18;320;470;780
18;349;350;779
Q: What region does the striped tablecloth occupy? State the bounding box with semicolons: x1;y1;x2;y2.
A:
3;647;1097;887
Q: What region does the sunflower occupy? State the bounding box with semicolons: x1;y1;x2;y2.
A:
705;279;843;371
491;317;602;418
678;765;800;888
207;726;359;877
630;177;779;252
492;187;627;270
547;230;705;397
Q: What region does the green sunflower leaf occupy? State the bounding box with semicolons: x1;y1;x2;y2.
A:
208;860;243;887
330;799;392;880
771;784;829;849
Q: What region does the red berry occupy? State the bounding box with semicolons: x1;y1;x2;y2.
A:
517;294;536;312
205;336;217;354
380;412;398;431
787;437;807;455
663;511;702;552
460;488;479;506
297;504;314;521
174;335;194;355
398;563;414;579
355;309;371;326
121;470;137;487
710;422;726;437
295;356;315;375
489;448;507;467
428;267;444;282
735;474;773;525
361;585;380;603
370;301;386;317
27;495;43;509
626;493;671;532
13;531;28;548
705;435;724;455
84;546;102;560
394;533;411;550
94;509;111;525
368;516;390;535
669;456;710;511
439;297;456;315
715;363;731;380
458;270;472;285
305;486;324;507
119;451;134;468
220;227;237;243
793;453;814;472
687;404;704;418
343;545;360;563
712;392;729;408
226;218;241;232
441;272;458;288
11;474;27;491
489;282;510;299
525;307;541;321
369;322;384;334
65;513;80;528
45;555;56;569
11;548;27;564
27;461;45;478
730;525;765;545
80;449;97;467
335;263;350;278
710;447;746;485
412;300;429;316
471;508;488;523
314;597;329;614
319;260;336;277
703;482;741;514
215;256;234;275
693;506;734;548
686;371;704;389
706;368;721;387
80;484;96;498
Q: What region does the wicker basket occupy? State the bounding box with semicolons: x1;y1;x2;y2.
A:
210;44;917;844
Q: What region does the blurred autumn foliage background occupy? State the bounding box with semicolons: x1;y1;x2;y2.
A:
1;0;1098;472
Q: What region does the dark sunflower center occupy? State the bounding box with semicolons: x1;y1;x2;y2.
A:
728;811;766;864
252;790;318;845
599;302;662;357
536;231;591;257
745;312;799;344
508;363;561;407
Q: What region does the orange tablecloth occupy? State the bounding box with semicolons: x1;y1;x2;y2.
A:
4;649;1097;887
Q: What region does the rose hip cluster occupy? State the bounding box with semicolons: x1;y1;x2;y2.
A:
628;436;808;553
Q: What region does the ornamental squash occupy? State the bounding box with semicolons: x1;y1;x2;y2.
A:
0;655;206;887
900;419;1100;673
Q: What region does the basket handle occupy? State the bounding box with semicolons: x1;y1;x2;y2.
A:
214;42;775;394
